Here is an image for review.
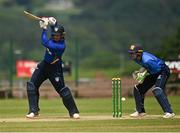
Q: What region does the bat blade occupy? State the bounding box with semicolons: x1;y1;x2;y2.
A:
24;11;42;21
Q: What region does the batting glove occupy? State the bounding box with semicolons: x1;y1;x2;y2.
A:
48;17;57;26
39;17;49;29
136;70;149;84
132;70;149;84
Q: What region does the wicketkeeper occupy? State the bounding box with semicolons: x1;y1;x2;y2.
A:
26;17;80;119
128;44;175;118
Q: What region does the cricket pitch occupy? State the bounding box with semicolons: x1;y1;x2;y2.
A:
1;114;180;123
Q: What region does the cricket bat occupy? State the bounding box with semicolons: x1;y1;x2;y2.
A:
24;11;42;21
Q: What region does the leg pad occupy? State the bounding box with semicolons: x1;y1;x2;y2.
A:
152;87;173;113
60;87;79;116
27;82;39;113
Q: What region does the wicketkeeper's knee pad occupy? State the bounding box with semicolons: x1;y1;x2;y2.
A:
152;87;173;113
59;86;72;99
152;87;164;97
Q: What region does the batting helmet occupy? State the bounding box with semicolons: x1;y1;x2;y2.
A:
51;24;65;36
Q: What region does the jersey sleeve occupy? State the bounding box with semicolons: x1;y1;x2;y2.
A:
41;29;66;50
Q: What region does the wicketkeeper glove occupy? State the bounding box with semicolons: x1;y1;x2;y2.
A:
132;70;149;84
48;17;57;26
39;17;49;29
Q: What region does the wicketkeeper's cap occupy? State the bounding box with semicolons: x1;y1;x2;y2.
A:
128;44;143;54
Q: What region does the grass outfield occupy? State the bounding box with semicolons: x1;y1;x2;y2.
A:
0;96;180;132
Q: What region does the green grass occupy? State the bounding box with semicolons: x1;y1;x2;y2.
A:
0;96;180;132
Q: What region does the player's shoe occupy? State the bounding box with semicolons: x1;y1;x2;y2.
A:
26;112;39;118
163;112;175;118
72;113;80;119
130;111;146;117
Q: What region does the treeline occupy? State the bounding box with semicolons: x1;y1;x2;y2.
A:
0;0;180;78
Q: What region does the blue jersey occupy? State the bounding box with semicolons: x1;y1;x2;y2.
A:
41;29;66;64
135;52;166;74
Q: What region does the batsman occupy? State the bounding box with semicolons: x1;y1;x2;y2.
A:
128;44;175;118
26;16;80;119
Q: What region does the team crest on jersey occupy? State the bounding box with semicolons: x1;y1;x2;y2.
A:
55;27;58;32
55;77;59;82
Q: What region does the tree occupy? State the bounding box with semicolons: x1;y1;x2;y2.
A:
161;27;180;59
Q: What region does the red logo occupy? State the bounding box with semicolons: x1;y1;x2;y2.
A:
16;60;38;78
